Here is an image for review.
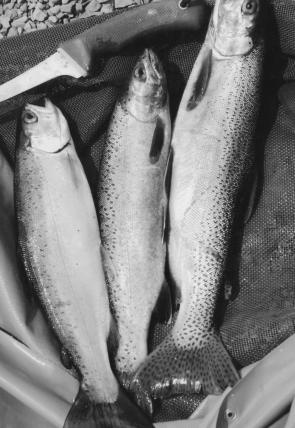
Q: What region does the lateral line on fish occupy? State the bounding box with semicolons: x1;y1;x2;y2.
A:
42;162;95;361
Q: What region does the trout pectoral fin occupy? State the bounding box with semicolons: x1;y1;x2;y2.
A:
149;116;166;164
60;346;73;370
186;48;212;111
244;165;259;224
100;244;117;286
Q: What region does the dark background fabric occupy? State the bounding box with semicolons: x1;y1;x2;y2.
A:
0;0;295;422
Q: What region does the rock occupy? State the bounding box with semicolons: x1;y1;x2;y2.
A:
101;3;113;13
62;0;70;4
60;2;74;13
7;26;18;37
0;16;11;30
56;11;65;19
17;26;23;34
32;7;48;21
36;21;47;29
85;0;102;12
48;14;58;23
48;5;60;14
36;2;46;9
5;9;18;19
24;21;32;31
75;2;84;12
114;0;134;7
12;15;28;27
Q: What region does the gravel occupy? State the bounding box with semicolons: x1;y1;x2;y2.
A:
0;0;152;38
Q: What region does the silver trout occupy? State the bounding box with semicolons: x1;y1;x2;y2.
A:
131;0;263;413
0;148;60;361
15;99;153;428
98;49;171;387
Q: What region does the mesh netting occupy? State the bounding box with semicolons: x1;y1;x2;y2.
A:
0;0;295;422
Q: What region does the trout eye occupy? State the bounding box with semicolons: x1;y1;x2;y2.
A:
134;65;146;82
242;0;258;15
23;110;38;124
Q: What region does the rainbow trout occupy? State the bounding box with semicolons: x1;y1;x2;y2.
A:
98;49;171;387
131;0;263;413
15;99;153;428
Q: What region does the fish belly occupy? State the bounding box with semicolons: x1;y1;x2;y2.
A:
99;103;169;385
15;146;118;404
130;45;262;412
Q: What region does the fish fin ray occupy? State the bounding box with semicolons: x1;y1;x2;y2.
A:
100;244;118;288
186;49;212;111
152;280;173;324
60;346;73;369
244;166;259;224
131;331;239;414
149;116;165;164
63;387;154;428
161;147;173;245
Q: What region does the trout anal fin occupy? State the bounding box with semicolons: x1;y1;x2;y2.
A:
130;330;239;416
186;49;212;111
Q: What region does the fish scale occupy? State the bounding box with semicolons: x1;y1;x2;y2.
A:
16;136;118;403
131;0;263;414
15;100;155;428
98;49;171;388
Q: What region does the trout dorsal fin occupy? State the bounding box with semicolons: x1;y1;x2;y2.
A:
186;49;212;111
149;116;165;164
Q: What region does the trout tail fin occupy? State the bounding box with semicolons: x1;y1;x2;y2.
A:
63;387;154;428
130;330;239;415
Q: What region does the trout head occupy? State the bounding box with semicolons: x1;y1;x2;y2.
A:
209;0;260;56
21;98;72;153
128;49;167;121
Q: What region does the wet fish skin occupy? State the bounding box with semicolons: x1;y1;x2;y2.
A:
16;99;155;428
15;98;118;402
98;49;171;387
0;146;60;361
131;0;263;414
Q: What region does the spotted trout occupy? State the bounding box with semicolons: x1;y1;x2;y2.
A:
15;99;154;428
131;0;263;413
98;49;171;388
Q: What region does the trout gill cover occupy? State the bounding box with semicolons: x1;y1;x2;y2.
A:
131;0;264;414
